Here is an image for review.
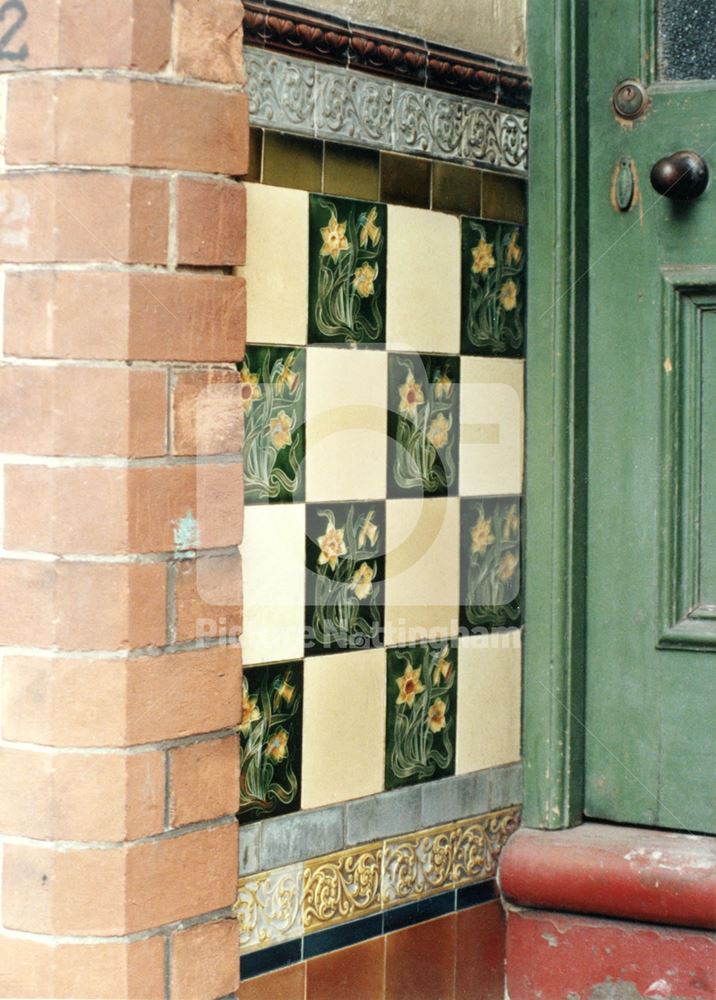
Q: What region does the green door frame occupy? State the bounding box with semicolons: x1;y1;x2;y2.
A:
523;0;590;829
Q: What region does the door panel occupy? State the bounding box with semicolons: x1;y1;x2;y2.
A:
586;2;716;833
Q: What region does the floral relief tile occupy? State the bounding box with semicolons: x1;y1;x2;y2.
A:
461;218;526;357
236;862;304;953
305;501;385;655
241;345;306;504
388;353;460;498
240;661;303;824
381;822;456;908
460;497;522;633
303;843;383;932
308;193;387;346
385;641;457;790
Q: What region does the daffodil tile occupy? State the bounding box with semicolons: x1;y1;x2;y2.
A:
381;821;457;908
388;353;460;499
236;862;304;953
459;356;524;497
385;641;457;791
305;501;385;656
460;496;522;634
460;218;526;358
240;661;303;824
308;193;387;347
242;345;306;505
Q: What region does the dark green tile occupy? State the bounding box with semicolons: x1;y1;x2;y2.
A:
263;132;323;192
388;353;460;498
245;127;264;183
240;661;303;823
308;193;387;346
461;217;526;357
460;496;522;633
241;345;306;504
432;162;483;216
482;172;527;223
385;641;458;790
380;152;431;208
324;143;380;201
305;501;385;655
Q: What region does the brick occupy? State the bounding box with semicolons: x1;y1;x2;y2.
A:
0;747;52;839
0;365;167;458
175;0;245;84
171;918;240;1000
174;553;243;644
176;177;246;265
0;935;50;998
7;78;249;174
0;0;171;72
5;271;246;362
171;369;244;456
170;735;240;827
3;462;243;555
0;559;166;650
0;173;168;264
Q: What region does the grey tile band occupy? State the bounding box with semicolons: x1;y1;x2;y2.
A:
239;761;523;876
245;48;529;176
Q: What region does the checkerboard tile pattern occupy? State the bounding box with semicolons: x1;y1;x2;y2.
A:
239;182;524;823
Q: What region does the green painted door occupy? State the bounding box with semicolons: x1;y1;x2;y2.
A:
586;2;716;833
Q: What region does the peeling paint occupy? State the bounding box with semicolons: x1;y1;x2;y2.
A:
588;982;690;1000
542;931;559;947
173;510;200;552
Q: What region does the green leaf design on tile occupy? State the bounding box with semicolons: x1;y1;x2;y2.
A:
386;642;457;789
461;497;521;631
306;502;384;654
388;354;460;497
240;662;303;823
309;194;387;345
242;346;306;504
461;219;526;357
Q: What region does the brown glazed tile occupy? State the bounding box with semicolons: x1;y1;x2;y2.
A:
481;172;527;224
263;132;323;192
455;901;505;1000
323;142;380;201
245;127;263;183
432;163;482;217
306;937;386;1000
380;152;431;209
385;914;456;1000
239;961;306;1000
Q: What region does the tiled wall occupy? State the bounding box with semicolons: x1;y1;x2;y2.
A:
237;121;526;993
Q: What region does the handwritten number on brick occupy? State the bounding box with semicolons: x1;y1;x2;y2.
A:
0;0;28;62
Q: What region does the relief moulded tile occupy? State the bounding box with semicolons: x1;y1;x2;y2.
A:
301;648;386;809
381;821;457;908
461;218;526;358
387;204;460;354
459;356;524;497
242;502;306;666
241;183;309;347
460;496;521;634
236;862;304;953
303;841;383;933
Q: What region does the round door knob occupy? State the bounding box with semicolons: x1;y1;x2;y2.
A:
650;150;709;200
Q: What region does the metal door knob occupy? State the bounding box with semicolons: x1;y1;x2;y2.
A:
650;150;709;200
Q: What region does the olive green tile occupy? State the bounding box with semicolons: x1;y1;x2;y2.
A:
263;132;324;192
245;127;264;183
482;172;527;224
380;152;431;209
324;143;380;201
432;163;483;217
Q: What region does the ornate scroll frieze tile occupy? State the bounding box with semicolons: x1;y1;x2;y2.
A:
246;48;316;137
382;823;456;907
315;64;394;146
452;807;521;887
303;844;383;932
236;862;304;953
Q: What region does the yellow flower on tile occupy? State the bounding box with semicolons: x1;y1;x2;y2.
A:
238;364;262;414
427;698;447;733
359;206;382;248
502;503;520;540
275;676;296;708
498;550;519;582
270;410;293;450
358;510;379;548
434;372;453;400
499;279;518;311
427;412;450;450
265;729;289;762
318;522;347;571
471;237;496;274
396;662;426;708
506;229;523;266
353;263;377;298
320;215;350;261
276;353;300;395
240;683;261;734
432;646;453;685
350;562;375;600
398;373;425;420
471;514;495;555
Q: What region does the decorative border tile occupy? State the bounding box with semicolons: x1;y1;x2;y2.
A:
238;862;304;953
303;843;383;932
245;48;529;175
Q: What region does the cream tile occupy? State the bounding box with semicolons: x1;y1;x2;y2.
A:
460;357;524;496
241;503;305;666
305;347;387;502
384;497;460;646
387;205;460;354
301;648;386;809
241;183;308;346
455;631;522;774
237;862;304;953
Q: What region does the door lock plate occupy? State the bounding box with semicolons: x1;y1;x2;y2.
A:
612;79;649;120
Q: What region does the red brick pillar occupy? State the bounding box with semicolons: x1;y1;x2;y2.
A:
0;3;247;997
